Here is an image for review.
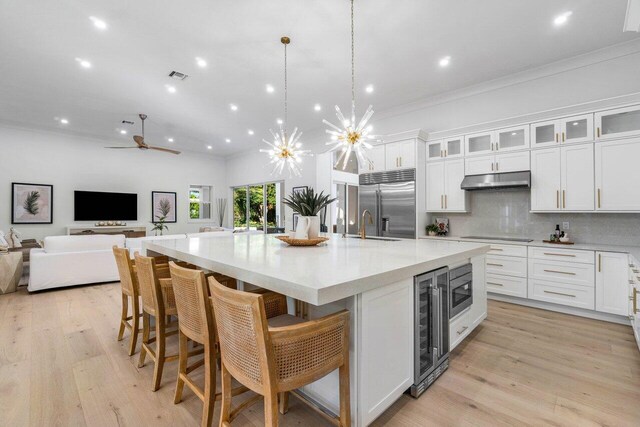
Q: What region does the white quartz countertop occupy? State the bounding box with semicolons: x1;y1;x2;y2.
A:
145;233;490;305
419;235;640;261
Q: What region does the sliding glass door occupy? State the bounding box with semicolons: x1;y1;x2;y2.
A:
233;182;284;233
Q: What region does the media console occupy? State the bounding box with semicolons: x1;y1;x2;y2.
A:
66;225;147;238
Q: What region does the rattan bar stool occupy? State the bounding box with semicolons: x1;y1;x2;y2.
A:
135;253;202;391
208;278;351;427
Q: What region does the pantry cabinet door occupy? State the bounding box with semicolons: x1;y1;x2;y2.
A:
444;159;466;211
531;148;561;211
426;161;445;211
561;144;594;211
596;252;629;316
595;138;640;211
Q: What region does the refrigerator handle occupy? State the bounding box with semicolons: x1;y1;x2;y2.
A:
376;190;382;236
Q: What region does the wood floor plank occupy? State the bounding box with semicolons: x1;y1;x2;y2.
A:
3;284;640;426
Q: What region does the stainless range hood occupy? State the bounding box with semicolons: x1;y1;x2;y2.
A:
460;171;531;191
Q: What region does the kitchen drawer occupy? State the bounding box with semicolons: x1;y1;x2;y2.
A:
528;246;594;264
486;255;527;278
486;273;527;298
528;259;595;287
528;279;595;310
450;309;471;350
487;244;527;258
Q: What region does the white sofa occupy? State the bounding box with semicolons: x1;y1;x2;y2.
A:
29;234;125;292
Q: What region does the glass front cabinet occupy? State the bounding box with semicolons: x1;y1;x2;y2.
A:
426;136;464;161
595;105;640;141
465;125;529;156
531;114;594;148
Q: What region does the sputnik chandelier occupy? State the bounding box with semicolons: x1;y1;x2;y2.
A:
324;0;381;170
261;36;310;177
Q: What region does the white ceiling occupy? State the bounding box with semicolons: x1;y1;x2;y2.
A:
1;0;638;156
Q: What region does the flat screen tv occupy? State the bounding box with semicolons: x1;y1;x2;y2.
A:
74;191;138;221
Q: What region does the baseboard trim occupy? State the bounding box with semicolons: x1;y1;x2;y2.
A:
488;293;629;325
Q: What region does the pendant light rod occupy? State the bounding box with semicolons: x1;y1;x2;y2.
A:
351;0;355;107
281;36;290;138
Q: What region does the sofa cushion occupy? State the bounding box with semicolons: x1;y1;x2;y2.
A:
44;234;126;253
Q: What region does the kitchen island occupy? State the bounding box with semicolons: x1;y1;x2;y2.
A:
144;234;490;426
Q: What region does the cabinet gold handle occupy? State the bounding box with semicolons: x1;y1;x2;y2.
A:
441;195;443;209
445;149;447;157
543;252;576;257
562;190;566;209
556;190;560;208
496;162;499;171
457;326;469;335
490;248;504;251
491;162;494;171
544;269;576;276
440;149;443;157
597;188;601;208
562;132;565;142
544;290;576;298
400;157;402;167
597;127;600;138
598;254;602;272
444;195;447;209
555;133;559;143
633;289;639;314
487;282;504;286
487;263;504;267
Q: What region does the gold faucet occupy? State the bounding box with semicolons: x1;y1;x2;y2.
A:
360;210;373;239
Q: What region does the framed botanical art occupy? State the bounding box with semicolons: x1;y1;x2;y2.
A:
292;186;308;196
12;182;53;224
152;191;177;223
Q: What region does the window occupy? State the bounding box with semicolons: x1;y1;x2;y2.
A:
189;185;212;220
232;182;284;233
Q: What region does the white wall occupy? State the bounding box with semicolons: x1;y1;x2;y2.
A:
0;125;227;240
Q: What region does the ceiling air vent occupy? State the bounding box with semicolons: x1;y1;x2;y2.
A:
168;71;188;80
121;120;134;125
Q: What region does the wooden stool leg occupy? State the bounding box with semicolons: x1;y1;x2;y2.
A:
339;363;351;427
201;343;215;427
278;392;289;415
128;297;140;356
118;293;128;341
174;330;188;404
219;362;232;427
264;391;279;427
152;315;166;392
138;312;151;368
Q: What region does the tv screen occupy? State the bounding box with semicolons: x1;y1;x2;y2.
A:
74;191;138;221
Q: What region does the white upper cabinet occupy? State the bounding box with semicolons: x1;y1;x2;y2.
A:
359;145;386;173
531;114;594;148
496;125;530;152
464;151;530;175
385;140;415;170
595;138;640;211
531;145;594;211
596;252;629;316
465;155;495;175
465;131;493;156
595;105;640;140
426;136;465;162
425;159;467;212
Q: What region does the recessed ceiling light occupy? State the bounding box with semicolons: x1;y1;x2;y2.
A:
554;11;572;26
120;129;127;134
248;129;255;135
165;85;176;94
314;104;322;112
167;137;174;142
276;118;283;125
195;57;207;68
439;56;451;67
89;16;107;30
207;145;212;150
230;104;238;111
75;58;92;68
266;84;275;93
365;84;374;93
59;118;69;124
225;138;231;143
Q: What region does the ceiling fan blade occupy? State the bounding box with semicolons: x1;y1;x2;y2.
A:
105;146;139;149
148;146;181;155
133;135;145;147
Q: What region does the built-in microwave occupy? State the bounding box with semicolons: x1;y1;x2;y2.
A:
449;264;473;318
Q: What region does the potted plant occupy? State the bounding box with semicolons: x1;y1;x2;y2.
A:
426;224;439;237
283;187;336;239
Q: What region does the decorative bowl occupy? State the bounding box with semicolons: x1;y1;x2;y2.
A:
275;236;329;246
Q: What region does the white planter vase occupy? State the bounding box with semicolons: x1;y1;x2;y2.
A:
295;215;320;239
305;215;321;239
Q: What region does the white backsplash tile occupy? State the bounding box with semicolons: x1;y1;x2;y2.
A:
427;190;640;245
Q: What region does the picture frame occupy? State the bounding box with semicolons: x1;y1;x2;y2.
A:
152;191;177;223
12;182;53;224
292;213;299;231
292;186;308;196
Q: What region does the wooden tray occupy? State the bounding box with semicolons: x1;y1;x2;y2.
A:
275;236;329;246
543;240;574;245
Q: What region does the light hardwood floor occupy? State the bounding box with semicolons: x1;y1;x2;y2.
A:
1;283;639;426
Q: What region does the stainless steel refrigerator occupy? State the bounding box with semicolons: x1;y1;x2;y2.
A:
358;169;416;239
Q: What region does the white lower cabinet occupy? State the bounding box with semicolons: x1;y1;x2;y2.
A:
450;309;471;350
358;278;413;426
451;255;487;350
486;274;527;298
485;244;528;298
528;280;595;310
595;252;630;316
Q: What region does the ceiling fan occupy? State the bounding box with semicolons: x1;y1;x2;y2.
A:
105;114;181;155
